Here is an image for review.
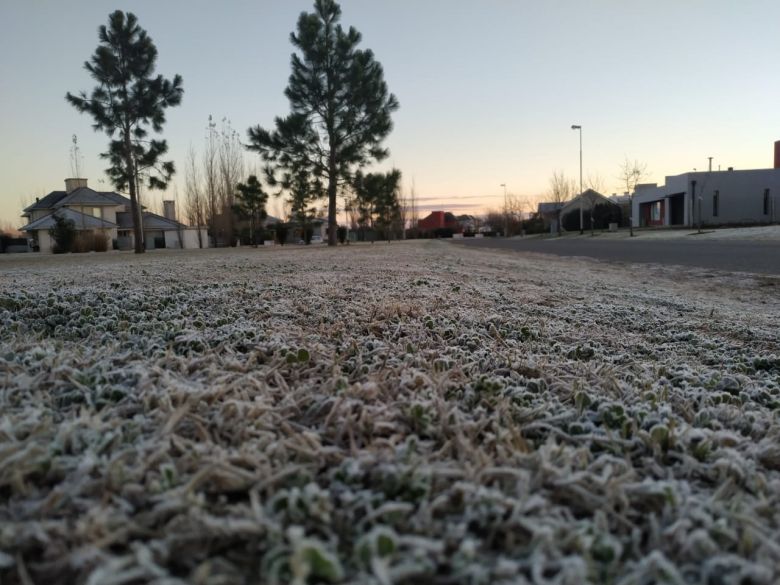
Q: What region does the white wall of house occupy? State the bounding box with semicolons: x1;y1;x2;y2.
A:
693;169;780;226
100;205;124;224
164;230;183;249
38;231;53;253
162;228;208;249
182;228;208;249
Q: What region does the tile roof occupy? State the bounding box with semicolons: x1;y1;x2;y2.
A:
116;211;186;230
537;202;566;214
56;187;123;207
20;208;118;232
23;187;132;212
23;191;68;212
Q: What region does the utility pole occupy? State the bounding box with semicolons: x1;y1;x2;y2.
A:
500;183;507;237
571;125;583;234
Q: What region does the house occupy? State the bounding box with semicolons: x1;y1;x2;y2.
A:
632;168;780;228
537;202;566;232
608;193;632;226
20;178;207;253
456;214;478;233
418;211;461;235
630;141;780;228
559;189;622;231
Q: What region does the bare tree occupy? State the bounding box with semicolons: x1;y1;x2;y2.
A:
409;178;419;236
548;170;574;235
618;158;648;237
504;194;528;236
216;118;244;246
585;172;607;195
398;184;409;239
1;221;23;237
184;146;206;248
203;116;219;246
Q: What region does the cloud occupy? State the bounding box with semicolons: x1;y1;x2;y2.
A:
414;203;483;212
414;195;491;202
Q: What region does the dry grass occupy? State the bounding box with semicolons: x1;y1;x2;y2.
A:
1;241;779;584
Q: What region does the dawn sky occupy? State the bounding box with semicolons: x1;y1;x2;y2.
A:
2;0;780;227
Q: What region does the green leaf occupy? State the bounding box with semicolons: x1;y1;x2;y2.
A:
302;545;344;582
376;532;396;558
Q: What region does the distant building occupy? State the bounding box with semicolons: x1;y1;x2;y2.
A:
609;193;632;226
632;168;780;228
559;190;622;231
20;178;207;253
536;202;566;232
456;214;477;233
418;211;461;234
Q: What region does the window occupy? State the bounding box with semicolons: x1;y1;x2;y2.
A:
651;201;661;221
91;207;101;218
764;189;770;215
713;191;719;217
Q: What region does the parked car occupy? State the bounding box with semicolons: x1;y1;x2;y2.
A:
310;235;323;244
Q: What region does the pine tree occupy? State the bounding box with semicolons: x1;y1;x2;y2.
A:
352;170;401;241
247;0;398;246
66;11;183;254
234;176;268;247
50;213;77;254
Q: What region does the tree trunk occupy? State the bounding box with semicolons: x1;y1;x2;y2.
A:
125;134;145;254
327;154;338;246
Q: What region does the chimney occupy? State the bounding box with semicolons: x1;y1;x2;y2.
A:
163;200;176;221
65;178;88;193
775;140;780;169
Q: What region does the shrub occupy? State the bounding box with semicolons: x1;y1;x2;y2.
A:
522;214;546;234
275;224;289;245
337;226;348;244
562;203;622;232
72;231;110;253
51;215;76;253
93;233;109;252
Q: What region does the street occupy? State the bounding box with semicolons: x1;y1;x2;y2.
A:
451;235;780;275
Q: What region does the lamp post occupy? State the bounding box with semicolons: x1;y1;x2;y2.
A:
500;183;507;237
571;125;583;234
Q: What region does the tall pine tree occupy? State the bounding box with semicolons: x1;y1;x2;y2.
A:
247;0;398;246
234;175;268;247
66;11;183;254
352;169;401;241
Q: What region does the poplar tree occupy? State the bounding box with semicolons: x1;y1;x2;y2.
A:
66;10;183;254
247;0;398;246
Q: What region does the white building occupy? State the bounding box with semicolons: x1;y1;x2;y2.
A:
20;178;208;253
632;153;780;229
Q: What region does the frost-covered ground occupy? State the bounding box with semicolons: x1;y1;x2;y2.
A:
1;242;779;585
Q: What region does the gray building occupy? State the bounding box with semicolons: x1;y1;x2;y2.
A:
632;167;780;228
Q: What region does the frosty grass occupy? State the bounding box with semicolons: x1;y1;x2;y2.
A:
1;240;779;585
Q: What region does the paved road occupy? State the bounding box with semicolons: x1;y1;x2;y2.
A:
450;236;780;275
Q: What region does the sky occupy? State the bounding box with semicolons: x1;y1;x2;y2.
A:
2;0;780;228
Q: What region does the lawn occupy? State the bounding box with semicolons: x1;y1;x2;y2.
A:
1;241;779;584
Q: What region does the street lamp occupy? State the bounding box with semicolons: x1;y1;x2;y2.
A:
571;125;583;234
500;183;507;236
